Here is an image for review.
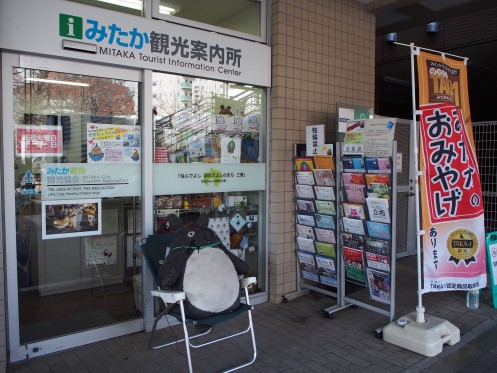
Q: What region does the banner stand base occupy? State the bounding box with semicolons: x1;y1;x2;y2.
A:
382;311;460;357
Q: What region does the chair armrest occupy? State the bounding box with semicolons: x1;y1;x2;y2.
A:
240;277;257;289
151;290;186;304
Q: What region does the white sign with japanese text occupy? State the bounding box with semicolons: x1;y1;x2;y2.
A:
0;0;271;87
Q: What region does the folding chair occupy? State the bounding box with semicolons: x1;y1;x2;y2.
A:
140;234;257;373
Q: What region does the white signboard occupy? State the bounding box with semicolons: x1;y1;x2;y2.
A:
0;0;271;87
41;163;140;200
306;125;325;156
153;163;266;195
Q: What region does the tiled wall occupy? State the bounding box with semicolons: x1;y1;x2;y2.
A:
269;0;375;303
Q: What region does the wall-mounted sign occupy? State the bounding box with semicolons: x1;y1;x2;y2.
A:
41;163;140;200
0;0;271;87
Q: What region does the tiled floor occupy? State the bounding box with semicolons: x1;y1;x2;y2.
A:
7;255;497;372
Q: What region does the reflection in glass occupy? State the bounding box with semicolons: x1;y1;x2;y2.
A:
13;68;142;344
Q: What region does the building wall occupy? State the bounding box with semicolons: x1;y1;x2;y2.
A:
268;0;375;303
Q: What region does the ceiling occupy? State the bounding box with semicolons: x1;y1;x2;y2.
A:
364;0;497;121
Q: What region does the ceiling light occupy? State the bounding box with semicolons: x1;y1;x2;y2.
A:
159;2;181;15
98;0;143;10
385;32;398;43
24;78;90;87
426;22;439;33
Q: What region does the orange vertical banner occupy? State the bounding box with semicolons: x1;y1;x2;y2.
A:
416;51;486;292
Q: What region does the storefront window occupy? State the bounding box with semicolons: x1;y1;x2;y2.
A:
12;68;142;343
154;0;264;40
66;0;144;16
152;72;266;292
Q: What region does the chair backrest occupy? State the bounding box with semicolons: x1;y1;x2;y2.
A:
140;234;175;283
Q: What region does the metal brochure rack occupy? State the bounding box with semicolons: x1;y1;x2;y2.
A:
322;142;397;321
284;154;343;313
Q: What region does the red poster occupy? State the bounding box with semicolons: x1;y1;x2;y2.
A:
15;125;63;156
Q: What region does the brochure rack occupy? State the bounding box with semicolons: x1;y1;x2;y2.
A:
287;155;344;310
322;142;397;321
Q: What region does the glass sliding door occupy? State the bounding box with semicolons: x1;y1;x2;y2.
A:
3;54;144;361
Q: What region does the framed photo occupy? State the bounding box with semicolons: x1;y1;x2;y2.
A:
42;199;102;240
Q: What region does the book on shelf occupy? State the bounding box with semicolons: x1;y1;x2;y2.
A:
342;202;366;220
366;268;391;304
365;197;391;223
342;216;366;235
295;184;315;199
315;200;336;215
314;186;335;200
296;224;315;240
314;241;336;258
294;157;314;171
313;169;335;186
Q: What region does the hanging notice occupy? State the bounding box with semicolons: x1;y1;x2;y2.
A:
87;123;141;163
41;163;140;200
85;235;117;266
417;50;486;292
363;118;396;157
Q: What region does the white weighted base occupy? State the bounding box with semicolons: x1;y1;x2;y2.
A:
383;312;460;357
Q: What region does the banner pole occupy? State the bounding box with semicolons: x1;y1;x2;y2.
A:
408;43;426;323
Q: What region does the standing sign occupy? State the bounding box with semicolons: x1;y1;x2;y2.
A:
417;51;486;292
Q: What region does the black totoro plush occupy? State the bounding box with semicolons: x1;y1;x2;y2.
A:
157;214;249;319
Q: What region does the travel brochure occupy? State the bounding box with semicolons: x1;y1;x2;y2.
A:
342;233;365;251
344;184;366;204
296;171;315;185
365;220;391;240
367;268;391;304
315;241;336;258
296;199;316;213
313;155;335;170
365;197;391;223
342;172;366;186
315;214;335;230
313;169;335;186
297;213;315;227
296;224;315;240
294;157;314;171
297;236;316;253
342;203;366;220
314;186;335;200
295;184;315;199
315;200;336;215
315;227;336;244
343;246;366;283
342;217;365;236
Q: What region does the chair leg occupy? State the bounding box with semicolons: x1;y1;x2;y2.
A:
149;304;213;350
178;300;193;373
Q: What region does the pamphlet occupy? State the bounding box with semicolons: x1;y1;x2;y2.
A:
295;184;315;199
366;197;391;223
342;172;366;186
297;213;315;227
366;268;391;304
342;203;366;220
315;227;336;244
296;199;316;213
342;217;365;235
315;200;336;215
313;155;335;170
342;233;365;251
296;171;315;185
343;246;366;283
296;224;315;240
297;236;316;253
314;186;335;200
366;221;391;240
315;214;335;230
314;241;336;258
294;157;314;171
313;169;335;186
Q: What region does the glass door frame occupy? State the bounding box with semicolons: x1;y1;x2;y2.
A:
1;52;154;362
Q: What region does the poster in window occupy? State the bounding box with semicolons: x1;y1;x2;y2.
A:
42;199;102;239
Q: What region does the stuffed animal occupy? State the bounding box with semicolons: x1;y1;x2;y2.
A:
157;214;249;319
